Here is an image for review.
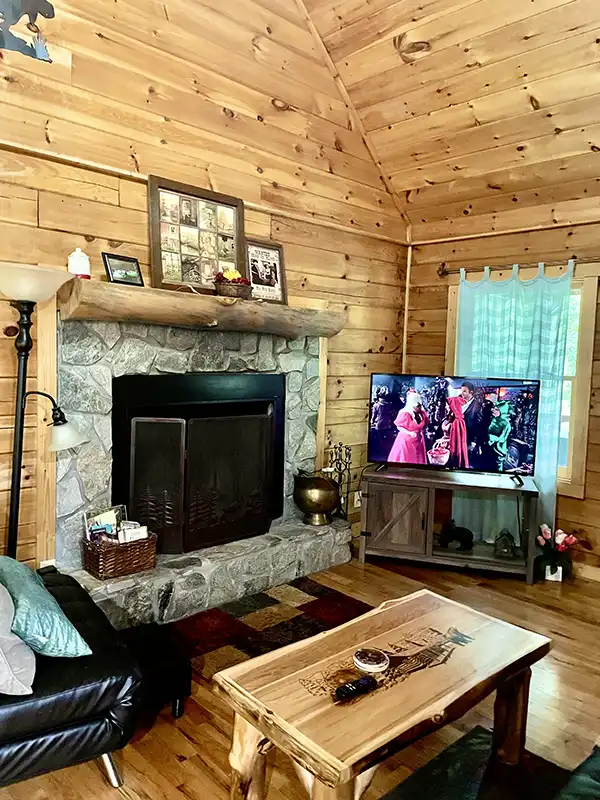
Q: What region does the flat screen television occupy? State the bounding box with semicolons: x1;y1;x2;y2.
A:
368;374;540;475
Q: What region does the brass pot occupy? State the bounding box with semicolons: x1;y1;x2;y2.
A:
293;470;339;526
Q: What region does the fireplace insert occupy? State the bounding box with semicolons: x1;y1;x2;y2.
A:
112;373;285;553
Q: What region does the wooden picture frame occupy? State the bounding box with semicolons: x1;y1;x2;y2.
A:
102;253;144;286
148;175;246;294
246;239;288;305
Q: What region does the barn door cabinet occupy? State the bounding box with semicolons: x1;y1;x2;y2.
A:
359;466;539;584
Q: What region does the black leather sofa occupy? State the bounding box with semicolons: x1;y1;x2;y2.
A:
0;570;143;788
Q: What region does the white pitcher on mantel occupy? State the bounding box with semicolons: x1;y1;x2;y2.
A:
68;247;91;279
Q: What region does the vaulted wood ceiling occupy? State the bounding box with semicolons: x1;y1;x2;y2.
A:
305;0;600;242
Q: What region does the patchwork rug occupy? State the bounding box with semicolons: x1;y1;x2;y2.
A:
167;576;373;680
382;726;571;800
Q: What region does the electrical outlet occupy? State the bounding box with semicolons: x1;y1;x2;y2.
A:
353;490;362;508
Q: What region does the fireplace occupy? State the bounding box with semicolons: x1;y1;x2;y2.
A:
57;323;352;625
111;373;285;553
55;324;325;570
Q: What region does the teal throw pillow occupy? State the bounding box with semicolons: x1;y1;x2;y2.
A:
0;557;91;658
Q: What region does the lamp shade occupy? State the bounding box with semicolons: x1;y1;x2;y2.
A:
0;263;72;303
48;421;88;452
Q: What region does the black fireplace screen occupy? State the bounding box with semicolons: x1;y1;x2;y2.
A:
112;373;285;553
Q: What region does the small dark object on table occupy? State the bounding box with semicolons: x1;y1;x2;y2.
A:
439;519;474;552
335;675;378;702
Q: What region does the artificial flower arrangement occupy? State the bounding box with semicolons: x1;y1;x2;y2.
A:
214;268;250;286
534;523;579;581
214;268;252;299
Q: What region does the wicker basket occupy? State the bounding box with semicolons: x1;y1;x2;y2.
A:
82;533;157;580
215;282;253;300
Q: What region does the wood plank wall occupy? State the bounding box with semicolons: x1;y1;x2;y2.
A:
0;0;406;243
407;225;600;570
0;0;408;563
0;151;405;564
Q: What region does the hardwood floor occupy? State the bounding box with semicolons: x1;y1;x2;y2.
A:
3;559;600;800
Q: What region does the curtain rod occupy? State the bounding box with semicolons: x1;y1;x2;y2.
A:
437;256;600;277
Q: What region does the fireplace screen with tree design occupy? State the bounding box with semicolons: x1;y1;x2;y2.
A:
113;373;285;554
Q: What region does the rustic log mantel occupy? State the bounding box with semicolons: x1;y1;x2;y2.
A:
57;279;346;339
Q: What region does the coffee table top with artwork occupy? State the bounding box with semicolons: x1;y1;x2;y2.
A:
213;589;551;788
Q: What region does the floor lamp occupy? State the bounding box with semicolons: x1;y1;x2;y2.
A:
0;263;88;560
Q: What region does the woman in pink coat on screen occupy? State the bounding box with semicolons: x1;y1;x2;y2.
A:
387;389;429;465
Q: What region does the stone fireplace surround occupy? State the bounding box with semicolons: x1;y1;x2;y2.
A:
55;320;351;627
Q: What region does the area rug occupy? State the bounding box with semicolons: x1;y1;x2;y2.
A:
167;576;373;680
382;726;571;800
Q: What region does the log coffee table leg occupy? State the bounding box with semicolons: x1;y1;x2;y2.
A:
311;779;355;799
295;762;374;799
229;713;268;800
492;667;532;766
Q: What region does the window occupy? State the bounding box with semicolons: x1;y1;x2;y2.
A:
444;274;597;499
558;288;581;472
557;277;597;498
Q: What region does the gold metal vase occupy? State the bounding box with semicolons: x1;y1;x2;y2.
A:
293;470;339;526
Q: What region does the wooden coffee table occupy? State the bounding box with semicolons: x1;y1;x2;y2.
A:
213;589;551;799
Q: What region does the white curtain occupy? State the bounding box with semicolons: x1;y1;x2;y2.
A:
453;262;573;543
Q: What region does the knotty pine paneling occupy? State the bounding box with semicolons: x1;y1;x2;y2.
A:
0;151;406;563
306;0;600;247
408;226;600;568
0;0;406;242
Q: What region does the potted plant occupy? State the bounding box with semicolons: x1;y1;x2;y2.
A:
214;269;252;300
534;523;578;582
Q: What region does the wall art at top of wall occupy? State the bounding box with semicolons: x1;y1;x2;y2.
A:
0;0;55;62
148;175;246;295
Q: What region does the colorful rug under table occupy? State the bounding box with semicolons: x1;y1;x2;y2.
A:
167;576;373;680
381;726;571;800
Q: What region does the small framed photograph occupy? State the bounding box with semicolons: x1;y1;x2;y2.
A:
149;175;246;294
246;239;287;304
102;253;144;286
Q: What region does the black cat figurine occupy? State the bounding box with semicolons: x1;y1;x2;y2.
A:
439;519;474;552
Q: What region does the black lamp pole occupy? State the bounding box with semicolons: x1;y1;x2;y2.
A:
7;300;36;560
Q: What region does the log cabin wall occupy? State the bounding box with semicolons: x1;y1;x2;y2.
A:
0;0;408;565
303;0;600;572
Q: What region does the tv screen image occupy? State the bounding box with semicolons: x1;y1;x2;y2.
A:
368;374;540;475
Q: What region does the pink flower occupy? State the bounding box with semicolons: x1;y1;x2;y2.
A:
540;524;552;540
555;531;567;546
556;543;567;552
564;534;577;547
537;535;546;547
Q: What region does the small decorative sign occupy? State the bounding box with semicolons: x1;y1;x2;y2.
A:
247;239;287;304
148;176;246;294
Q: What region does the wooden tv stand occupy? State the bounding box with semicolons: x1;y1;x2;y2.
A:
359;466;539;584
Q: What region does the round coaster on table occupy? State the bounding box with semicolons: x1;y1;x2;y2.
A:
353;647;390;673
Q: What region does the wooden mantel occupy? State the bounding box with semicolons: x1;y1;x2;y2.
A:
57;279;346;338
